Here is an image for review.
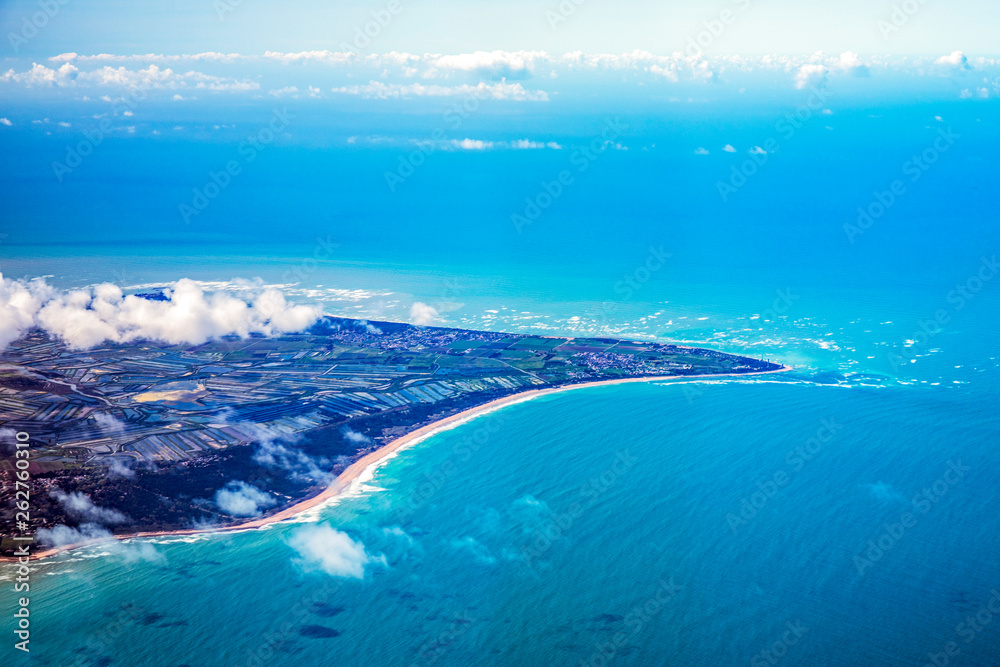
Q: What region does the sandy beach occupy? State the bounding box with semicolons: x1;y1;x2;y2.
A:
15;366;790;561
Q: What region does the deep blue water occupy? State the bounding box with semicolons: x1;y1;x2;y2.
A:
1;98;999;665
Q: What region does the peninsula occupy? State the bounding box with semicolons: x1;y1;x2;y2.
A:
0;316;785;557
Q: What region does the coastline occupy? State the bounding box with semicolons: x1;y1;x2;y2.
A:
16;366;791;561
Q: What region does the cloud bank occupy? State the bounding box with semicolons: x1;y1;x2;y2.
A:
331;80;548;101
0;276;322;351
1;50;987;100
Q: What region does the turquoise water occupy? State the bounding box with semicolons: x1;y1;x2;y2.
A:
11;380;1000;666
2;99;1000;665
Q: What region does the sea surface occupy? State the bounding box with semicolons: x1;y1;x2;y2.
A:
2;99;999;665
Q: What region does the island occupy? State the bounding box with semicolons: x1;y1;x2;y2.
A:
0;316;786;557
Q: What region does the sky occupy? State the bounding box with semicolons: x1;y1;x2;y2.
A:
1;0;999;58
2;0;997;119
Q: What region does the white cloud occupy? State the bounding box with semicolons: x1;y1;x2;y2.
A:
436;138;562;151
331;80;548;101
0;276;51;350
37;523;110;548
92;412;126;433
0;118;11;126
1;62;79;86
268;85;300;97
36;523;163;563
509;139;562;149
749;146;767;154
263;50;360;66
104;456;136;479
0;276;322;351
723;144;736;152
213;481;277;517
935;51;970;70
559;50;715;82
409;301;438;326
2;62;257;92
427;50;544;80
14;51;997;103
287;523;383;578
52;51;247;65
694;147;709;155
342;428;371;445
246;423;330;483
450;138;493;150
836;51;870;77
795;64;829;90
51;489;128;524
45;50;722;85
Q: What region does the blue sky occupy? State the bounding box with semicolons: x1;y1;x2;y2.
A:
1;0;997;118
1;0;999;58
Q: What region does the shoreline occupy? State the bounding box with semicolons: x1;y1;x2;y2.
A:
14;366;791;562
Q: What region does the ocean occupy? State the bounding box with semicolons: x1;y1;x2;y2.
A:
1;97;999;665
